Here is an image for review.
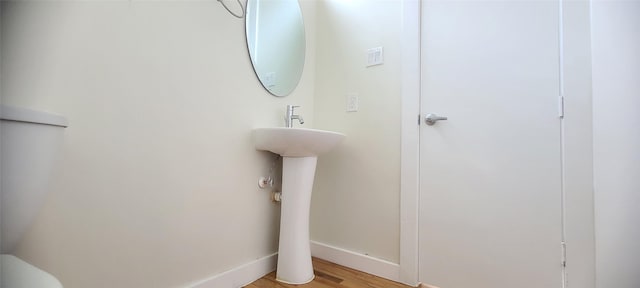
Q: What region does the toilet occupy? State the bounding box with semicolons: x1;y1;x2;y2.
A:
1;104;67;288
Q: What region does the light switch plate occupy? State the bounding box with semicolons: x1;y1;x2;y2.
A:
346;93;359;112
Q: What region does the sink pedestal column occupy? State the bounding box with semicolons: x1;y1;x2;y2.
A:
276;156;318;284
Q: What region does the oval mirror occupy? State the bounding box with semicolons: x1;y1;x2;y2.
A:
245;0;305;97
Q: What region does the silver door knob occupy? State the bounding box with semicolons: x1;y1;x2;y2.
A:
424;113;448;126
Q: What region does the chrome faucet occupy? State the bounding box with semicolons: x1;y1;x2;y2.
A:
285;105;304;128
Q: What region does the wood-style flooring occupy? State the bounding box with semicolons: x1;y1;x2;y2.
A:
245;257;415;288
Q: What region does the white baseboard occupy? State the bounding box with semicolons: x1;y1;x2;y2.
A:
185;243;405;288
310;241;401;283
420;284;441;288
187;253;277;288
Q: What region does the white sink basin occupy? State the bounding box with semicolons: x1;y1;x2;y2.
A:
252;127;345;157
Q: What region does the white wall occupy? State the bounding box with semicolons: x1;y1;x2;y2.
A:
591;1;640;288
0;1;316;287
311;0;402;264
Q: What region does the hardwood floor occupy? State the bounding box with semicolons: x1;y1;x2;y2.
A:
244;257;414;288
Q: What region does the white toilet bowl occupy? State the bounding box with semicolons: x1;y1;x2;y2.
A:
1;105;68;287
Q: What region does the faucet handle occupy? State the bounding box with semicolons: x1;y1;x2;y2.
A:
287;105;300;111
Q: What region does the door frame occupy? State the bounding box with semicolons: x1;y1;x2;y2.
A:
399;0;420;285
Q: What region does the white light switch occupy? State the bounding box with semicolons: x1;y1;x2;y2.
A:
366;47;384;67
346;93;359;112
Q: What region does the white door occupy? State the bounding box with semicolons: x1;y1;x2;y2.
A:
419;1;563;288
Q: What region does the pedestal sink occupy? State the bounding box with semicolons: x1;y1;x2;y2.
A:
252;127;345;284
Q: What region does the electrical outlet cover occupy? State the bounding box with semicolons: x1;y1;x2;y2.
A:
347;93;359;112
366;47;384;67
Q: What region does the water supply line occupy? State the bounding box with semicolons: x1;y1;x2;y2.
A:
217;0;245;18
